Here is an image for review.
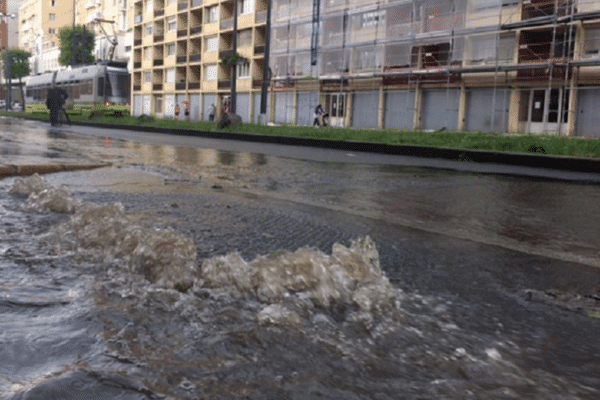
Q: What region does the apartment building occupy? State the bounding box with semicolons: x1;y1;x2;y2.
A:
19;0;131;74
268;0;600;137
130;0;270;121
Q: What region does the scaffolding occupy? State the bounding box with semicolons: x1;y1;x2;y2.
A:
268;0;600;136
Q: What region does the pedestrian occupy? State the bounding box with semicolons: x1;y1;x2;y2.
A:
182;100;191;121
313;104;325;127
208;103;216;122
46;83;69;127
174;103;181;119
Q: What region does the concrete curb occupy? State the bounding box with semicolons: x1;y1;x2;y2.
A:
0;163;110;178
11;115;600;174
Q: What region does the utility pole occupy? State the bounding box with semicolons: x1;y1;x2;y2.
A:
259;0;272;124
231;0;238;115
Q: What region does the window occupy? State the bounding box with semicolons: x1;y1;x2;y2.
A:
361;10;385;28
205;64;217;81
167;43;176;56
49;13;56;21
144;71;151;83
145;0;153;14
51;0;55;6
168;16;176;31
207;6;219;23
585;27;600;57
48;28;56;35
145;47;152;59
239;0;255;15
166;68;175;83
146;23;152;36
237;62;250;78
206;36;218;52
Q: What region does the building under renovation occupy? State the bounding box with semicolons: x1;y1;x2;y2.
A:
270;0;600;136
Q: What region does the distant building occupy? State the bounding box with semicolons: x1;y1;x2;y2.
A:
18;0;131;74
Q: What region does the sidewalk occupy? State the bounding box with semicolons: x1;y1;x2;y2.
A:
44;118;600;175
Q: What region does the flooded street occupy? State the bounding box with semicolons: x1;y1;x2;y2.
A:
1;117;600;399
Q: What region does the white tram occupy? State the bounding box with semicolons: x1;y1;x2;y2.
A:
25;62;130;106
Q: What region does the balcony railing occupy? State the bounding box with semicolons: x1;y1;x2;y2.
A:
190;26;202;36
154;9;165;17
154;35;164;43
176;82;187;90
177;29;188;37
252;79;263;88
134;39;142;46
218;80;232;89
188;82;200;89
153;59;164;66
256;11;267;24
221;18;234;30
219;49;234;60
153;84;163;91
133;85;142;91
177;55;187;63
254;45;265;54
192;0;203;7
133;62;142;69
189;54;201;62
178;2;188;11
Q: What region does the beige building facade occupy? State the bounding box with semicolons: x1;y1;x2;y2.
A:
19;0;131;74
130;0;270;121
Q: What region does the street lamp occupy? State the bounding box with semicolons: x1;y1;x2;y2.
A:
0;13;17;111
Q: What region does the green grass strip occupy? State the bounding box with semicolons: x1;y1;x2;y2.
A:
3;110;600;159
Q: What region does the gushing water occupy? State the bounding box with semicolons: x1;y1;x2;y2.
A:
5;174;599;399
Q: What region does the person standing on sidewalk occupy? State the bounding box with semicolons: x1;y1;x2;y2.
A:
208;103;216;122
46;84;69;127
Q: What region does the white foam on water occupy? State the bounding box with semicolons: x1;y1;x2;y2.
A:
48;202;197;292
9;174;81;213
201;236;402;316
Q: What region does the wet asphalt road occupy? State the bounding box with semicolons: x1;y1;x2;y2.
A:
2;116;600;397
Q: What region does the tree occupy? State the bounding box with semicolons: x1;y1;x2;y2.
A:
58;25;95;67
2;49;32;110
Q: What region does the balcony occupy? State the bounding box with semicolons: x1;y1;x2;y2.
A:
177;55;187;63
134;62;142;69
177;29;188;37
154;9;165;17
192;0;203;7
134;39;142;46
254;45;265;55
190;26;202;36
218;80;232;89
133;85;142;91
188;82;200;89
221;18;234;30
178;2;188;11
219;49;234;60
153;59;164;66
154;33;164;43
153;84;163;90
252;79;264;88
176;82;187;90
189;54;201;62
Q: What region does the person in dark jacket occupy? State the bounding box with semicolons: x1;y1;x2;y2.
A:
46;85;69;127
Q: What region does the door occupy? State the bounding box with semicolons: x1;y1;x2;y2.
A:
325;93;346;127
521;88;569;134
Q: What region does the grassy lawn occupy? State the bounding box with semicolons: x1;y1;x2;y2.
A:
3;109;600;159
